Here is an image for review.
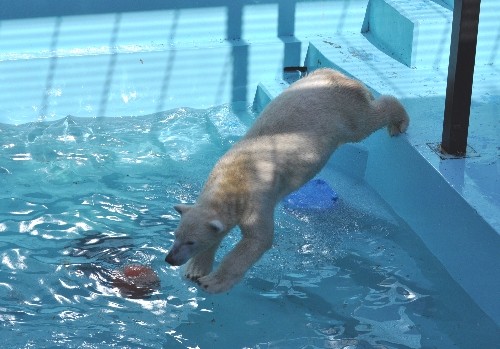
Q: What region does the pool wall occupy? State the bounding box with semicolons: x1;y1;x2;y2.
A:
1;0;499;326
1;0;352;124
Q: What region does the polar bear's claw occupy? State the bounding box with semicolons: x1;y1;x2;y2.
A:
197;273;235;294
185;273;198;281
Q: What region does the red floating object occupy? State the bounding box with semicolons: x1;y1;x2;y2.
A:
113;264;160;299
124;264;153;277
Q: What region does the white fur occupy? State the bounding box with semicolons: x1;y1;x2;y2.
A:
165;68;409;293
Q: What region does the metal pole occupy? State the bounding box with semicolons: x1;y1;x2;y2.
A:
441;0;481;156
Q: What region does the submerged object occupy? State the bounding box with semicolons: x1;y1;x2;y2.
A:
67;233;160;299
112;264;161;299
282;178;338;211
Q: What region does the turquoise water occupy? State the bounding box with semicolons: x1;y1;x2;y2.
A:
0;106;498;348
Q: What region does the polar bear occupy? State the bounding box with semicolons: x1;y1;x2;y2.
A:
165;68;409;293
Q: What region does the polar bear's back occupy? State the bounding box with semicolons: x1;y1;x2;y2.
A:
204;68;408;205
246;69;377;146
216;69;376;198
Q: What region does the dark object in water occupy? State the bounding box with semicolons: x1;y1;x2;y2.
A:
112;264;161;299
66;232;160;298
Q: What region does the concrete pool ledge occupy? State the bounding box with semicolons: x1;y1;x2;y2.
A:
362;130;500;327
304;34;499;228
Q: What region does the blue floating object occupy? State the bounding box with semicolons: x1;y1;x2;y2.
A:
282;179;338;211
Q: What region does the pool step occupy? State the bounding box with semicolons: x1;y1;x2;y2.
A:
253;80;290;113
361;0;452;68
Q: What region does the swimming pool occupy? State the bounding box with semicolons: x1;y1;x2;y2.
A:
1;0;499;348
0;107;497;348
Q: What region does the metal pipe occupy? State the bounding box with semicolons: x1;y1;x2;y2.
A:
441;0;481;156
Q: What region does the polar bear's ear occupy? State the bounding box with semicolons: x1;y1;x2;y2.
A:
174;204;191;215
208;220;224;234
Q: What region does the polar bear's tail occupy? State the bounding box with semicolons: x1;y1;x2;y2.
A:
373;95;410;136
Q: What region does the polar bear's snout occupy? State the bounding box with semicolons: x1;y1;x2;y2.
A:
165;240;194;266
165;250;183;266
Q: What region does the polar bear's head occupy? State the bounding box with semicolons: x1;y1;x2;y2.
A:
165;204;225;266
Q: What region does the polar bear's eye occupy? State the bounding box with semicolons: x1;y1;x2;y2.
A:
185;241;195;246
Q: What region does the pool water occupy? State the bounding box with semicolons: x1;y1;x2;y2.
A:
0;106;497;349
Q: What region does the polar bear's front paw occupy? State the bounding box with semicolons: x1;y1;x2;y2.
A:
197;273;238;294
184;259;211;281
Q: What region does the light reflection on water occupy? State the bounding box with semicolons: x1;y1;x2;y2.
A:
0;105;498;348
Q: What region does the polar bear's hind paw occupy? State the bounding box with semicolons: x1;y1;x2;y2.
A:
388;117;409;136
